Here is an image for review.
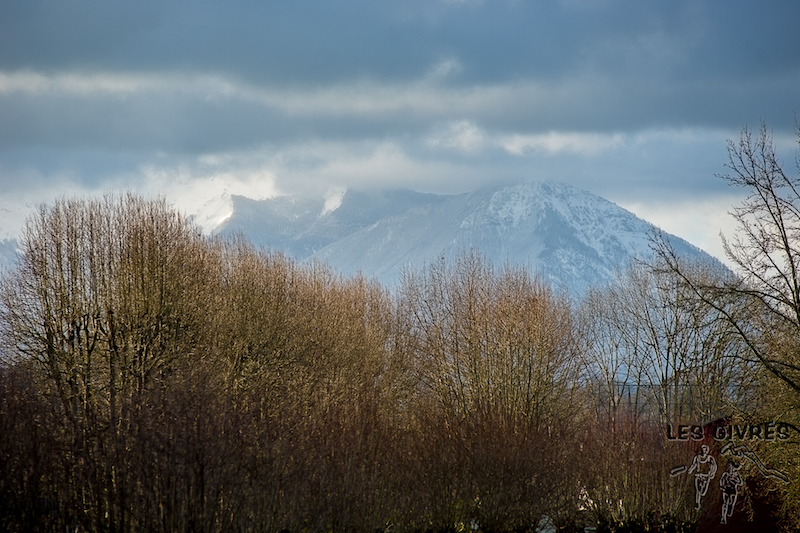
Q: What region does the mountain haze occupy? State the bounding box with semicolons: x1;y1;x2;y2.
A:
214;181;714;295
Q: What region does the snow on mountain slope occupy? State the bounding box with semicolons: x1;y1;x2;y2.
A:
215;189;446;258
215;181;716;295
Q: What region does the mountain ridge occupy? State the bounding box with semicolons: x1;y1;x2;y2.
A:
213;180;715;295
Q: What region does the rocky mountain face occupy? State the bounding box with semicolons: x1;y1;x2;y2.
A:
214;181;714;296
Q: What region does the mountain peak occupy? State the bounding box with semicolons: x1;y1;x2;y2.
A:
321;187;347;216
214;181;713;295
192;193;235;234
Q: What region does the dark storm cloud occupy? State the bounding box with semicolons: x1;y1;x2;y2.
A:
2;0;797;137
1;0;430;82
0;0;798;253
4;0;799;89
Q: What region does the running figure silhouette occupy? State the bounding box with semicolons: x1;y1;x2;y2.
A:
719;461;743;525
688;444;717;509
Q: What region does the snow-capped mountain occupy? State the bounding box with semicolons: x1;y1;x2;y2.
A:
213;180;715;295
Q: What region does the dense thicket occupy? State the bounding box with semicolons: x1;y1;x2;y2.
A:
0;176;797;531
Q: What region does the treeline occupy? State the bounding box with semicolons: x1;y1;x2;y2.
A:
0;193;795;533
4;122;800;532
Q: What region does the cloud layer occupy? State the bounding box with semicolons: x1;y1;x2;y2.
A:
1;0;799;258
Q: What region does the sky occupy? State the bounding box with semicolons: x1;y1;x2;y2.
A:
1;0;799;260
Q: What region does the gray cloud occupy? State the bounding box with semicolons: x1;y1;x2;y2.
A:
1;0;798;255
3;0;798;138
3;1;798;86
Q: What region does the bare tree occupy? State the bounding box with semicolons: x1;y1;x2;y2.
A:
577;260;753;530
654;122;800;395
581;260;755;427
0;194;218;531
395;251;583;530
652;121;800;530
